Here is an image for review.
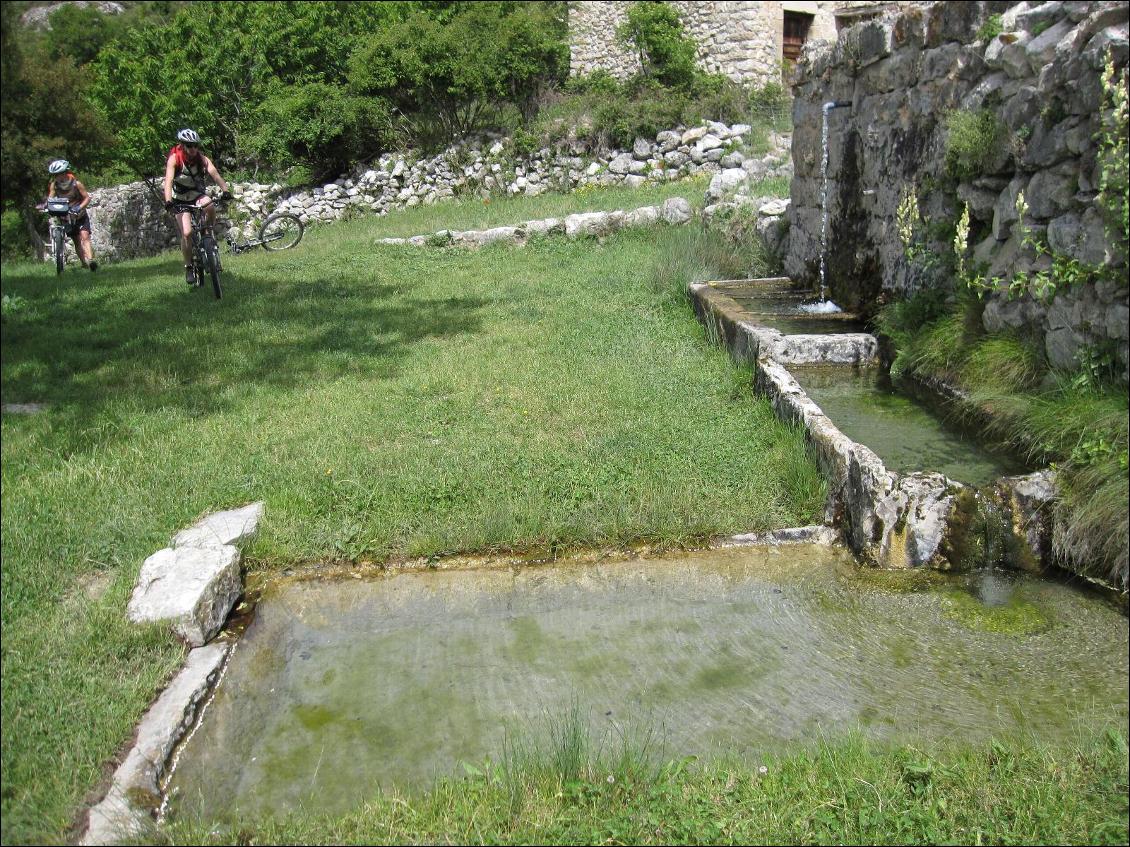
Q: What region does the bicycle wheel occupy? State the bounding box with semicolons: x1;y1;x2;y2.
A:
52;229;65;275
258;213;303;251
203;236;222;299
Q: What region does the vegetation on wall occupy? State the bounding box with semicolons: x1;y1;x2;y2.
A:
943;108;1004;183
617;1;700;89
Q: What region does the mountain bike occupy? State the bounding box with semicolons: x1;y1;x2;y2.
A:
226;211;304;254
42;198;75;275
171;201;223;299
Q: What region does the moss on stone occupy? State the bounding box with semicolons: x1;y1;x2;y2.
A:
940;590;1052;635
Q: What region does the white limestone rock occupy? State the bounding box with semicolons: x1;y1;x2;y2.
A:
661;197;693;224
127;545;241;646
172;501;263;549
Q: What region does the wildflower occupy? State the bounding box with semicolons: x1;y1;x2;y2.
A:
758;765;768;775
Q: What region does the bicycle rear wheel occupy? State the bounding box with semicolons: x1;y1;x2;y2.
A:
53;229;65;275
203;236;222;299
259;213;303;251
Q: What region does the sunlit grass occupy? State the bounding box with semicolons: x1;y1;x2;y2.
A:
1;185;819;843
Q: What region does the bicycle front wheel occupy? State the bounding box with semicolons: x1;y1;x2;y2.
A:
53;229;65;275
204;237;222;300
259;213;303;251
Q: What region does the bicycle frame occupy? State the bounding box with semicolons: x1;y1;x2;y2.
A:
171;201;222;299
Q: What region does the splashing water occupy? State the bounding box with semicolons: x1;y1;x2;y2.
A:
797;300;843;314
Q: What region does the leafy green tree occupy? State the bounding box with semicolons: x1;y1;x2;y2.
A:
617;1;699;89
88;2;407;175
349;1;568;141
1;3;112;256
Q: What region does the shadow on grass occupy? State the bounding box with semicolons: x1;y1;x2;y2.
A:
1;258;486;456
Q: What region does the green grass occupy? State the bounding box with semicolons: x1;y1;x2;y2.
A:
1;186;822;843
153;720;1130;845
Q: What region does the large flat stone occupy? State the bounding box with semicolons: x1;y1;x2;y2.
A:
172;501;264;548
81;643;230;845
127;545;241;646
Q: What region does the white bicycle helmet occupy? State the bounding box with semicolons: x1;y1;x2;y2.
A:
48;159;71;174
177;128;200;144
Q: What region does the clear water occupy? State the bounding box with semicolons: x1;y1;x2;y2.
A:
794;366;1027;486
716;283;868;335
165;545;1127;822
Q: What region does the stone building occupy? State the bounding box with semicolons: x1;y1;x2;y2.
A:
568;1;899;87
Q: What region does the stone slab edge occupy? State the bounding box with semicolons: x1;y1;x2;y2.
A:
80;642;230;846
721;525;841;547
375;197;694;247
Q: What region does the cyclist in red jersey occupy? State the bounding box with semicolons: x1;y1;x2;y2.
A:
163;128;230;286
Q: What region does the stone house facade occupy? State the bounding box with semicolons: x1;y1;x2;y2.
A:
568;1;897;87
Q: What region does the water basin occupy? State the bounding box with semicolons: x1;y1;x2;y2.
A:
165;544;1127;822
713;281;868;335
793;365;1027;486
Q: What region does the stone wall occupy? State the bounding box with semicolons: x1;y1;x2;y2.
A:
77;122;793;264
785;0;1130;374
568;1;855;87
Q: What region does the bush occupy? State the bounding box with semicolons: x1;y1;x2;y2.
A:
349;2;568;143
944;109;1005;181
617;1;699;89
239;82;393;179
1;209;32;260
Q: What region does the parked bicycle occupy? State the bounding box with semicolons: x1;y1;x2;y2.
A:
226;211;304;254
170;201;223;299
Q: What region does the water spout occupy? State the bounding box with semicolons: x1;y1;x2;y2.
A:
818;100;852;305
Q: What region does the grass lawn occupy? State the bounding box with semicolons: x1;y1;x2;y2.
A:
1;182;824;843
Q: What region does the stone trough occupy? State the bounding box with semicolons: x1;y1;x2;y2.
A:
689;278;1055;573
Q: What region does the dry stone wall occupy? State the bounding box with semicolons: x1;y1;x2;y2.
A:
77;122;792;263
785;0;1130;375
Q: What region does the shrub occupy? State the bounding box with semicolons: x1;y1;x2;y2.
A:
976;14;1003;42
617;2;699;89
349;2;568;142
239;82;393;180
944;109;1004;181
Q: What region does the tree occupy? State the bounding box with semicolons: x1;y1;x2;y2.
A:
348;1;568;141
1;4;112;257
239;82;394;179
88;1;409;176
617;2;699;89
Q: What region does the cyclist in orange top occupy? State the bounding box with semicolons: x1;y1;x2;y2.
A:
46;159;98;271
163;128;231;286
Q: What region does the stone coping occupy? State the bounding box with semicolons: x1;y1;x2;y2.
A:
375;197;694;248
81;643;231;845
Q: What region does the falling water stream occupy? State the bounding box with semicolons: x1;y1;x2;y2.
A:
815;101;852;311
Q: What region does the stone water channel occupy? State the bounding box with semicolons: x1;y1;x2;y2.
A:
163;544;1128;823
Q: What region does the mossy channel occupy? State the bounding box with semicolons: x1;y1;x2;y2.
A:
163;544;1128;824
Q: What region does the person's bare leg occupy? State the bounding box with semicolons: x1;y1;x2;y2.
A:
78;231;96;269
180;212;196;283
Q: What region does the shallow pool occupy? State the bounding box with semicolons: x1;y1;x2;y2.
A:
713;281;868;335
165;544;1128;821
794;366;1027;486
